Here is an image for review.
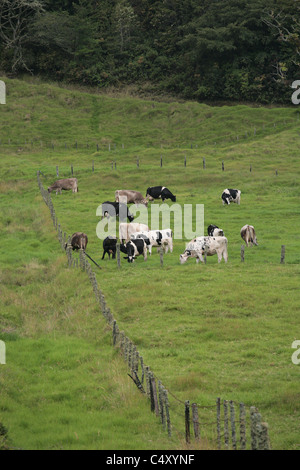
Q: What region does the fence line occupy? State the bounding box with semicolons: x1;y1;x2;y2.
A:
2;115;299;154
37;170;271;449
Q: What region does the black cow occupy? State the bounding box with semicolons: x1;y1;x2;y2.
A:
207;224;224;237
221;189;241;205
146;186;176;202
102;201;134;222
102;236;117;260
120;239;149;263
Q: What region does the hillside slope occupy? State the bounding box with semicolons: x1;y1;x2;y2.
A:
0;78;299;450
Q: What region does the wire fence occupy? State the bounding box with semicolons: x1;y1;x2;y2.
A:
37;170;272;450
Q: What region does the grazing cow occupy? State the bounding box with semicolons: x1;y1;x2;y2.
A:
221;188;241;205
131;229;173;255
102;201;134;222
66;232;88;251
207;224;224;237
48;178;78;194
115;190;148;207
180;236;228;264
120;239;149;263
119;222;150;243
102;236;117;260
146;186;176;202
240;225;258;247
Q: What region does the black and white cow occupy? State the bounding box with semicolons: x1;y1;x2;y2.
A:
146;186;176;202
221;188;241;205
102;201;134;222
102;236;117;260
130;228;173;254
207;224;224;237
180;236;228;264
120;239;149;263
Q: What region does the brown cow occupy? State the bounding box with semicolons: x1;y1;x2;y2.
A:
240;225;258;247
48;178;78;194
65;232;88;251
115;190;148;207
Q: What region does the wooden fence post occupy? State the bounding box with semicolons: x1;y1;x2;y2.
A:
160;246;163;267
241;245;245;262
222;161;224;172
239;403;246;450
151;377;159;417
216;397;221;450
185;400;190;444
203;157;206;169
117;243;121;268
160;155;163;167
224;400;229;449
192;403;200;440
230;400;237;450
158;381;165;428
56;166;59;177
164;389;171;437
280;245;285;264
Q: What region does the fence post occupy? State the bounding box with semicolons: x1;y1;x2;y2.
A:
239;403;246;450
216;397;221;450
112;320;117;346
184;155;186;167
222;161;224;172
250;406;259;450
230;400;237;450
192;403;200;440
160;155;163;167
164;389;171;437
280;245;285;264
56;165;59;177
117;243;121;268
160;246;163;267
224;400;229;449
158;381;165;428
203;157;206;169
185;400;190;444
241;245;245;262
151;377;159;417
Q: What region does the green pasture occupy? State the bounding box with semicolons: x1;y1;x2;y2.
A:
0;77;299;450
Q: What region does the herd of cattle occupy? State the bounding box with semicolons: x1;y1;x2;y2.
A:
48;178;258;264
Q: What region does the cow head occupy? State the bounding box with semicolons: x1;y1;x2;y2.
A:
179;250;191;264
122;242;136;262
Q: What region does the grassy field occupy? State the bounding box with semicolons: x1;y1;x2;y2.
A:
0;77;299;450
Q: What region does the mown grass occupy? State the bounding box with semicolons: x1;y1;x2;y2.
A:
0;77;299;450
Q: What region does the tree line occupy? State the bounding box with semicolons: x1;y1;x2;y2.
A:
0;0;299;104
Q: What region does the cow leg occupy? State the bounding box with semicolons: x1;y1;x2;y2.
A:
143;246;148;261
101;250;107;260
